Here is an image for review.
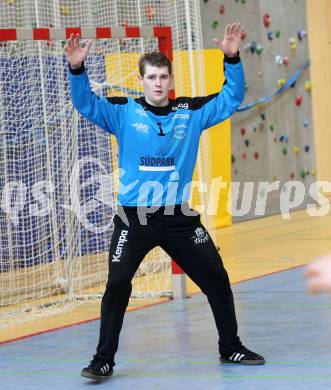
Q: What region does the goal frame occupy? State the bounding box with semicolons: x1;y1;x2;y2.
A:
0;25;187;299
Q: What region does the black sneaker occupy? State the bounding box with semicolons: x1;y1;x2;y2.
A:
220;346;265;365
81;358;113;380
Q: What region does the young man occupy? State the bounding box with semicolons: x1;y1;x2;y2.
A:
65;22;265;381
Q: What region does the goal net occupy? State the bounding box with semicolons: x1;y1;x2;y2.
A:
0;0;211;326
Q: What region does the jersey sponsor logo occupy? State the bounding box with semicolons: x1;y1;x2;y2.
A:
139;155;176;171
191;227;209;245
135;108;148;117
173;123;188;140
172;102;189;111
173;113;190;119
112;229;128;262
131;122;149;134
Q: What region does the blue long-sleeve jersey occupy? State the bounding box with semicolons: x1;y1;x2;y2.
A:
68;56;245;206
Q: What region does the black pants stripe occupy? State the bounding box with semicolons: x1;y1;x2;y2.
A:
94;206;242;366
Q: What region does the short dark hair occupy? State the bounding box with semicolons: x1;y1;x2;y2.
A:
138;51;172;77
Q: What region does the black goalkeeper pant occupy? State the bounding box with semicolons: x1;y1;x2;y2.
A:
94;205;242;366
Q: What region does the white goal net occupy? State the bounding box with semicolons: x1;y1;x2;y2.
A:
0;0;210;325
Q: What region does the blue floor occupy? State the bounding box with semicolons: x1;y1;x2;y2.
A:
1;267;331;389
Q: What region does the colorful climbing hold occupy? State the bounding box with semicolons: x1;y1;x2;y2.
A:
282;57;289;66
282;147;288;155
300;169;306;179
267;32;274;41
254;152;259;160
304;80;312;93
295;95;303;106
253;127;257;132
304;145;310;152
242;153;247;160
290;37;297;45
293;146;300;154
240;30;247;40
219;4;225;15
231;154;236;164
311;168;316;176
303;118;309;128
256;44;264;55
260;113;266;121
270;125;275;132
284;135;289;143
250;41;257;53
279;135;285;142
275;55;283;65
263;14;271;28
240;127;246;136
297;30;307;40
275;30;281;38
290;172;295;179
244;139;250;147
212;21;219;29
290;38;297;54
277;79;286;88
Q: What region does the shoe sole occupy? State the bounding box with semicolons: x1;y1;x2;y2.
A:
220;358;265;365
81;370;113;381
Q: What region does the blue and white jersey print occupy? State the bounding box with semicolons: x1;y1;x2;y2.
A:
68;57;245;206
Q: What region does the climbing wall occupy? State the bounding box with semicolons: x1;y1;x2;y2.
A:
201;0;315;221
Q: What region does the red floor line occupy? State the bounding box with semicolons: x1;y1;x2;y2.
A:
0;298;171;346
0;263;307;346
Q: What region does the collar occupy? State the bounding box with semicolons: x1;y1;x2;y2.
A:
135;96;175;116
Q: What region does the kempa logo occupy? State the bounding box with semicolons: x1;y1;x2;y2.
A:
112;230;128;262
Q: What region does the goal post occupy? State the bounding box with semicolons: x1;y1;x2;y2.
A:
0;24;191;325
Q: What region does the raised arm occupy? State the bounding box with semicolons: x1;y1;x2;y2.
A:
195;23;245;131
65;34;123;135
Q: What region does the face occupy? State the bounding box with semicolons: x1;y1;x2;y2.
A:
138;64;173;107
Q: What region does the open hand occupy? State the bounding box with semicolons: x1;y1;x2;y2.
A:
64;33;94;69
213;22;243;57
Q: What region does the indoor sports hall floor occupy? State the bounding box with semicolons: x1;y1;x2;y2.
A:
1;206;331;389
